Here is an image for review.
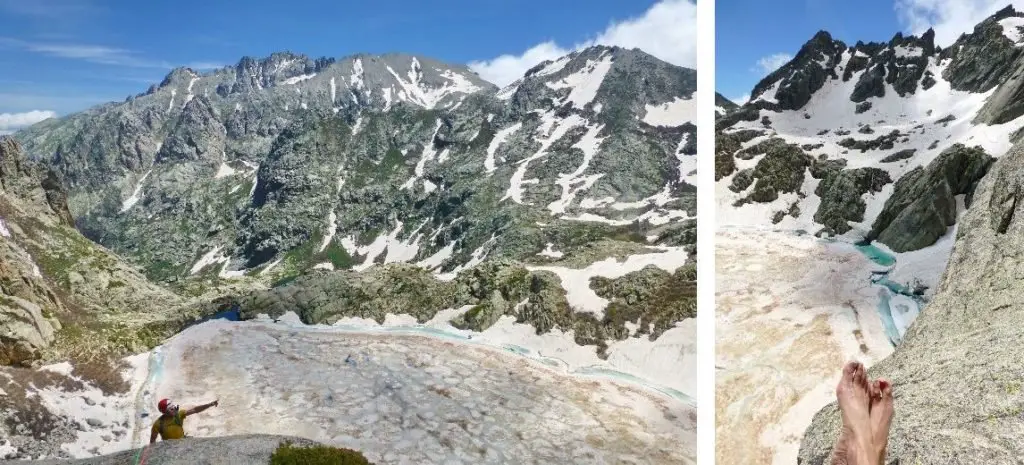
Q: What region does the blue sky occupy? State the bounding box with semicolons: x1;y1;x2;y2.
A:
717;0;1024;103
0;0;696;132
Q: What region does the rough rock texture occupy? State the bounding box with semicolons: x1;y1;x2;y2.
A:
799;139;1024;464
735;138;813;204
715;131;742;181
967;8;1024;125
1;435;326;465
0;136;194;366
870;144;994;251
812;167;892;235
942;6;1024;94
230;258;695;356
749;31;846;111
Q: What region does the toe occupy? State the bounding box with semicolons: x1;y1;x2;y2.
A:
853;363;867;387
879;378;893;398
843;361;858;378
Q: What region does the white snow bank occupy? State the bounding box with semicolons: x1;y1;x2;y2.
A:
214;162;237;179
545;53;614;110
642;96;696;127
1000;17;1024;45
119;170;152;213
484;122;522;173
28;353;150;458
281;73;316;85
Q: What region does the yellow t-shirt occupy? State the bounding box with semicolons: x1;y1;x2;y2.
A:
152;410;188;440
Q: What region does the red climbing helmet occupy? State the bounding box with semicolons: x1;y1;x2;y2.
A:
158;398;171;413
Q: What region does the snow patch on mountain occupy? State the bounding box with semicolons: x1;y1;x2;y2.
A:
436;235;496;281
416;242;455;270
484;122;522;174
318;211;338;253
120;170;152;213
343;221;426;272
166;90;176;113
183;77;198;107
350;58;364;89
281;73;316;85
545;53;614;110
548;122;607;214
1000;17;1024;45
189;246;229;275
642;96;696;127
385;58;480;109
528;246;688;318
537;243;564;258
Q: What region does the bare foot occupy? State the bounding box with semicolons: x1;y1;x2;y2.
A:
832;361;875;465
831;425;853;465
870;378;894;463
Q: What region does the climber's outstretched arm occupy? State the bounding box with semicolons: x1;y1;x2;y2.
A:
184;399;219;416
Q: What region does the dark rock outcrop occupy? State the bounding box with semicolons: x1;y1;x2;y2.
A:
748;31;846;111
736;138;814;204
812;167;892;235
869;144;994;251
941;6;1024;94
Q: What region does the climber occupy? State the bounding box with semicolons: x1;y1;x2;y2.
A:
149;398;219;443
830;361;894;465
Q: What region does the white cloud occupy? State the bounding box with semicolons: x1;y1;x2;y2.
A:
895;0;1024;46
0;110;57;132
0;37;221;70
469;41;569;88
731;94;751;105
755;53;793;74
469;0;697;86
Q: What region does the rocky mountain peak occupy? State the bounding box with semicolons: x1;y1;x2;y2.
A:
743;24;948;112
991;4;1021;23
505;44;695;123
889;28;937;55
747;31;845;110
938;5;1024;94
159;67;200;89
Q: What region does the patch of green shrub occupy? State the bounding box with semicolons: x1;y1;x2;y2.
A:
269;441;374;465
